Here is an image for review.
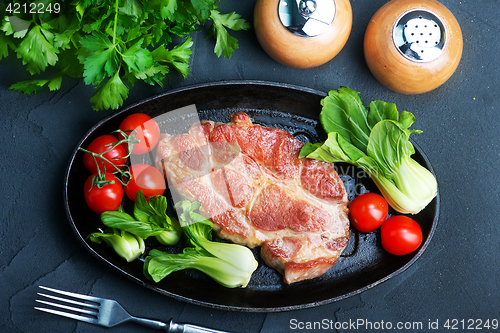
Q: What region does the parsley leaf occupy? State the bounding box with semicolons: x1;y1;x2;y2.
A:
152;37;193;79
9;79;50;94
2;1;250;110
0;32;16;60
160;0;178;21
48;74;63;91
79;31;119;85
210;10;250;58
122;38;153;76
190;0;212;19
2;16;32;38
90;71;129;111
17;26;59;75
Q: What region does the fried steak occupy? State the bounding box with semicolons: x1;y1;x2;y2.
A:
155;112;350;284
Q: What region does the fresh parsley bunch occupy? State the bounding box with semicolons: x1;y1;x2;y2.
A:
0;0;250;110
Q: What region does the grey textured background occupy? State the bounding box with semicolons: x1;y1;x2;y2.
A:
1;0;499;332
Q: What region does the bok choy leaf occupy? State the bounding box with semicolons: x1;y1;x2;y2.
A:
87;228;145;262
144;200;258;288
100;191;182;245
300;87;437;214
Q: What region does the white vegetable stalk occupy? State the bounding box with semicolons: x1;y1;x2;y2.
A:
198;237;259;274
97;231;146;262
371;156;437;214
394;156;438;210
187;256;256;288
155;230;182;246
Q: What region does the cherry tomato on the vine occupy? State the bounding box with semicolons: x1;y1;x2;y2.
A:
83;134;127;174
381;216;423;255
349;192;389;233
125;164;166;201
83;172;123;214
118;113;160;155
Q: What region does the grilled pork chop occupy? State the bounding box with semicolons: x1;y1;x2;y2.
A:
155;112;350;284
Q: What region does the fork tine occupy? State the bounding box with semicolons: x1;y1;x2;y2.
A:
38;286;102;303
37;292;100;310
35;306;97;324
36;286;102;325
35;299;98;316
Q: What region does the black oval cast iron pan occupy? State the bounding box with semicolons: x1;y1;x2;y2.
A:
64;80;439;312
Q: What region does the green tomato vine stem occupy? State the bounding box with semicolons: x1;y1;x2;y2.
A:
78;129;140;187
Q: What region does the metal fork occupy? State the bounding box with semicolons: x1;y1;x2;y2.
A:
35;286;231;332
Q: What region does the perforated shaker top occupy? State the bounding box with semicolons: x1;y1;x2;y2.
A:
393;9;447;62
278;0;336;37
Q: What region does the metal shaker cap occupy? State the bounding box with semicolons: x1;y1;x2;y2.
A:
278;0;336;37
393;9;446;62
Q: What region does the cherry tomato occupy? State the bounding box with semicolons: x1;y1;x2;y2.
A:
83;172;123;214
125;164;166;201
118;113;160;155
83;134;127;174
349;193;389;233
381;216;423;255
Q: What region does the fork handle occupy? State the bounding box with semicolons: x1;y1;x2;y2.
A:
168;319;232;333
129;316;230;332
129;316;169;330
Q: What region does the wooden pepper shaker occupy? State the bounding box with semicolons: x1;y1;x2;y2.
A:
364;0;463;94
254;0;352;68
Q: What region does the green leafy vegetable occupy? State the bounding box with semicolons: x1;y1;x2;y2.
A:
144;200;258;288
300;87;437;215
88;228;145;262
1;0;250;110
209;10;248;58
100;191;182;245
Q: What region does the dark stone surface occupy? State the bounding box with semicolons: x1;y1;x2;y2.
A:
1;1;499;332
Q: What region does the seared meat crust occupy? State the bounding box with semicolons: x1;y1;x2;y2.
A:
156;112;350;284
